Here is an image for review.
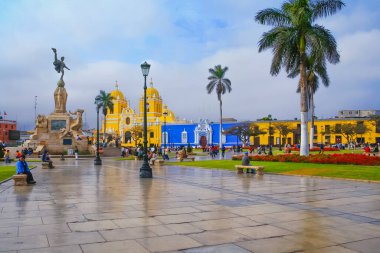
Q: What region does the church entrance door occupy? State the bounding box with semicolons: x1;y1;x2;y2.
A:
200;136;207;148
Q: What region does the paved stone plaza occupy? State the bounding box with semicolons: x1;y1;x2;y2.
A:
1;158;380;252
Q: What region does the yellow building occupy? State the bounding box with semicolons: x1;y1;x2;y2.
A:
249;117;380;146
102;80;176;147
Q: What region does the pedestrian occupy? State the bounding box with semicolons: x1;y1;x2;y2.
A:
4;150;11;163
16;155;36;184
74;147;79;160
221;145;226;158
319;143;324;154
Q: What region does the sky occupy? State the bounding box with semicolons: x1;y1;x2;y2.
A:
0;0;379;130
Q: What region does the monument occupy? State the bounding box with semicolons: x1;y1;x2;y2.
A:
27;48;89;154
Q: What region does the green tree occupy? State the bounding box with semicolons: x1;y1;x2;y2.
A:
206;65;232;149
224;122;252;147
95;90;114;142
273;122;295;150
332;123;355;144
130;125;143;147
255;0;344;156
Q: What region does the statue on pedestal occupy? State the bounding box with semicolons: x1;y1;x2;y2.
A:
52;48;69;113
52;48;70;84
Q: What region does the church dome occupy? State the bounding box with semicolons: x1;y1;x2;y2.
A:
146;79;160;98
110;82;125;100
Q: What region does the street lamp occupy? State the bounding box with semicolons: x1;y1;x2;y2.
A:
139;61;152;178
94;103;102;165
267;114;273;156
163;111;168;159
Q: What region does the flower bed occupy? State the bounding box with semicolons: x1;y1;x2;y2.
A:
232;154;380;166
290;147;340;151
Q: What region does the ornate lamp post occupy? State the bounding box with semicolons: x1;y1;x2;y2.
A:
94;103;102;165
163;111;168;159
139;61;152;178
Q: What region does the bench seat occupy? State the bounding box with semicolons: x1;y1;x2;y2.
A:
178;157;195;162
13;174;27;186
235;165;264;175
42;161;54;169
151;159;165;166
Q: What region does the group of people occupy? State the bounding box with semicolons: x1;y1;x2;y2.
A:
364;143;379;156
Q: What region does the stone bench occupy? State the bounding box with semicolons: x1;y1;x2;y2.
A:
42;161;54;169
151;159;165;166
235;165;264;175
179;157;195;162
13;174;27;186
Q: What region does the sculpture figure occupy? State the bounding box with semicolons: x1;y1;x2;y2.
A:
69;109;84;132
54;86;68;113
52;48;70;81
36;115;48;129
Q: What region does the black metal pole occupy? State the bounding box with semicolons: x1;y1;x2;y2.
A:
94;105;102;165
268;120;273;155
163;117;167;159
140;75;152;178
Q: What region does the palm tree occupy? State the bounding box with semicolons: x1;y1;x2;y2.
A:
255;0;344;156
95;90;114;143
290;56;330;148
207;65;232;149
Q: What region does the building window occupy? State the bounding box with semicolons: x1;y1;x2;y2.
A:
335;124;342;133
150;132;154;138
126;117;130;125
181;130;188;144
325;125;330;134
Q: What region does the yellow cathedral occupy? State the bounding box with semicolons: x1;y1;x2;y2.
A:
101;80;176;147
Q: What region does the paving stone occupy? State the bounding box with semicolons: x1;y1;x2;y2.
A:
99;227;157;241
342;237;380;253
188;229;251;245
68;220;118;232
184;243;250;253
18;245;83;253
0;235;48;251
81;240;149;253
236;237;304;253
137;235;202;252
47;232;105;246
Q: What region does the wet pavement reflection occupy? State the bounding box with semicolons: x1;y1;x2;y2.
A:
0;157;379;252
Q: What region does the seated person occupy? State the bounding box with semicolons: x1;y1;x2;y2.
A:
242;152;256;174
4;150;11;164
16;150;22;158
149;152;158;165
16;155;36;184
41;150;54;168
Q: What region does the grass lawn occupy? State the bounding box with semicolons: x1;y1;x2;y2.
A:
0;165;36;182
167;160;380;181
115;156;136;161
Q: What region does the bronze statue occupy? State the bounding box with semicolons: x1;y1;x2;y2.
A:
52;48;70;80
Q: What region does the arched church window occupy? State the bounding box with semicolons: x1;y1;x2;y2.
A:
126;117;130;125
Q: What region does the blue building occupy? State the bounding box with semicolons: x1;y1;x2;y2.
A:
161;119;243;147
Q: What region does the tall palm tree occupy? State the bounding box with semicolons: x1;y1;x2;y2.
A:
255;0;344;156
290;56;330;148
95;90;114;143
207;65;232;149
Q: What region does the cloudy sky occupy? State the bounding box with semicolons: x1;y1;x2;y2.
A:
0;0;379;130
